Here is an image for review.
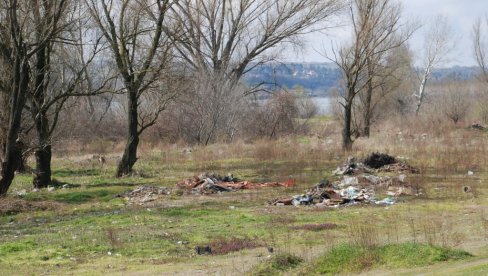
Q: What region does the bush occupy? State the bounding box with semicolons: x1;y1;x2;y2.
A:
248;253;303;275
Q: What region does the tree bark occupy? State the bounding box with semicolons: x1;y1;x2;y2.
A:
0;58;30;195
116;90;139;177
415;67;429;114
32;110;52;188
362;60;374;137
31;41;53;188
342;99;354;151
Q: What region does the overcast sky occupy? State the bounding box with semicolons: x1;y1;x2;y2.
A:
286;0;487;67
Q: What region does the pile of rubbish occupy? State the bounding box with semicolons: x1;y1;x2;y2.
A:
469;123;486;131
333;153;419;175
176;172;295;195
118;185;171;205
271;153;418;208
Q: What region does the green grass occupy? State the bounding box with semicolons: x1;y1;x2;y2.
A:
1;133;487;275
308;243;472;275
0;240;37;256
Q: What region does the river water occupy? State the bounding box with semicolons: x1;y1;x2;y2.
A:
312;97;333;114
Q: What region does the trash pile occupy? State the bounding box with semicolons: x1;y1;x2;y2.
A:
469;123;486;131
333;153;419;175
176;172;295;195
118;185;171;205
271;153;418;208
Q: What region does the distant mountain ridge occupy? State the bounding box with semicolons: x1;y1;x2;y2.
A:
244;62;480;97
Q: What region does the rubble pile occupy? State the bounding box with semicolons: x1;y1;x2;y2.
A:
176;172;295;195
271;153;418;208
119;185;171;205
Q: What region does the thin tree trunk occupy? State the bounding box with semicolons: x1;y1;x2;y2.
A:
116;90;139;177
362;60;374;137
416;67;430;114
342;98;354;151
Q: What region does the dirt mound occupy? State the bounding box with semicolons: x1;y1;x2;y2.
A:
0;199;63;215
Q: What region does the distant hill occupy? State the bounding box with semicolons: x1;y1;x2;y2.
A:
244;62;480;97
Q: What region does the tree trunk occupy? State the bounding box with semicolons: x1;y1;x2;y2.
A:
342;100;354;151
0;140;23;195
31;43;52;188
116;90;139;177
0;58;30;195
362;84;373;137
416;67;430;115
362;60;374;137
33;110;52;188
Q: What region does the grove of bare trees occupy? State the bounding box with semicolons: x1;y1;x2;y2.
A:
331;0;414;150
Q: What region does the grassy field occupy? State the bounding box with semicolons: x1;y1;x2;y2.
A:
1;123;488;275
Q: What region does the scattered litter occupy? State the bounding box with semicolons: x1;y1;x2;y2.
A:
374;197;396;205
61;184;81;189
463;186;472;193
468;171;474;176
13;189;27;197
118;185;171;205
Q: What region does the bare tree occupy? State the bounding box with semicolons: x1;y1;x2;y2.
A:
474;16;488;84
358;43;414;135
442;81;470;124
414;15;455;114
26;2;112;189
166;0;344;144
0;0;69;195
331;0;413;150
85;0;176;177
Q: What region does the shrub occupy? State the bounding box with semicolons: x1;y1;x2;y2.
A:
248;253;303;275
